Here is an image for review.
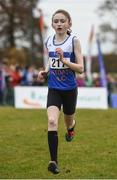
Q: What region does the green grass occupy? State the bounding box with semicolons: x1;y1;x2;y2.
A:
0;107;117;179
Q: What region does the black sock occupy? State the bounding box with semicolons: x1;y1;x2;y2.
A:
68;121;76;131
48;131;58;163
68;127;74;132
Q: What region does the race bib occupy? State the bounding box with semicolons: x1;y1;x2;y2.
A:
49;57;69;69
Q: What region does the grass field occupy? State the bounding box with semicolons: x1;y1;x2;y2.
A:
0;107;117;179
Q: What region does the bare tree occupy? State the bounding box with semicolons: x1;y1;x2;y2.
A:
0;0;44;66
97;0;117;52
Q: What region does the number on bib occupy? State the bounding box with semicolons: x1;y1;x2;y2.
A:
51;58;65;68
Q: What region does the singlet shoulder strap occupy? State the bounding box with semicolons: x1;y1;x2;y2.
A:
45;36;51;48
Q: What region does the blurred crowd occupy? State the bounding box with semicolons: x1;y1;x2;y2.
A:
0;60;117;106
76;73;117;107
0;60;45;106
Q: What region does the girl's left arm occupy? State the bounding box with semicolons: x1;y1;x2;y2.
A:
56;38;84;74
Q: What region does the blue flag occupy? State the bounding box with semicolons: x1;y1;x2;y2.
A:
97;38;107;87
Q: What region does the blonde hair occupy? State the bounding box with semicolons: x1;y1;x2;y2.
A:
52;9;72;35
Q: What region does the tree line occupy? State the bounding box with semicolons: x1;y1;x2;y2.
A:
0;0;44;67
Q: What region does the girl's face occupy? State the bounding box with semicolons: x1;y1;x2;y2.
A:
52;13;71;35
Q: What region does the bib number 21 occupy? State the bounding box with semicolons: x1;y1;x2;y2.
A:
52;58;64;68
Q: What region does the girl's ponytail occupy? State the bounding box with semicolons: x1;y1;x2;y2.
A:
67;29;72;35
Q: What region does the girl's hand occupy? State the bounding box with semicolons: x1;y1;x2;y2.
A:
37;70;47;81
55;48;64;62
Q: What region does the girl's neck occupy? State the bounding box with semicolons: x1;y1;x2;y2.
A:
55;33;69;43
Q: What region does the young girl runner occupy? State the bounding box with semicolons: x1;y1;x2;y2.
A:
38;9;84;174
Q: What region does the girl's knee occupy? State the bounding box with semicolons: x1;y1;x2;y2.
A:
48;117;58;130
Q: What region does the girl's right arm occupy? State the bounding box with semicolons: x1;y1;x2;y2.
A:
38;40;50;80
38;57;50;80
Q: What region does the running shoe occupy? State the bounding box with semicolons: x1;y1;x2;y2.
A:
48;161;60;174
65;121;76;142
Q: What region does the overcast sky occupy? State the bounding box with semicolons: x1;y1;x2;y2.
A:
38;0;107;55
